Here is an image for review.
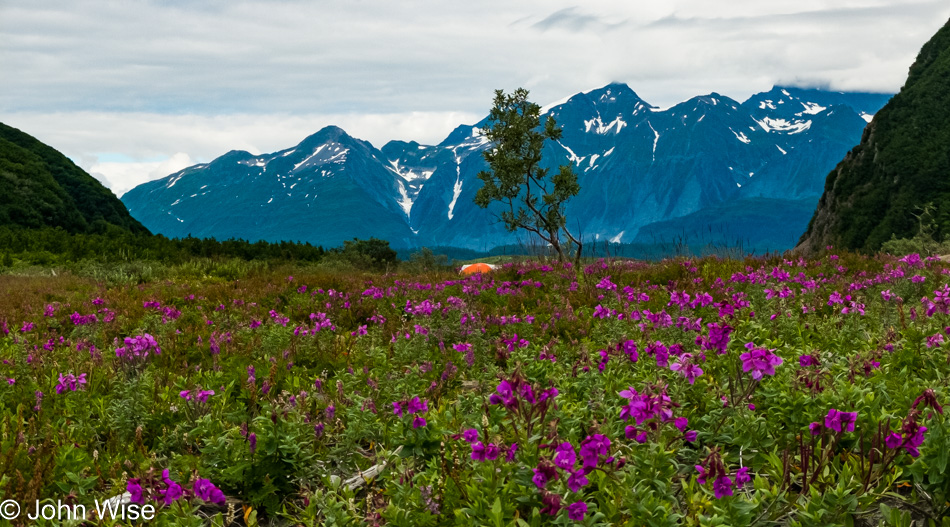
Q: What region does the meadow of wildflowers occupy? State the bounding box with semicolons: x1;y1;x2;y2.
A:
0;251;948;526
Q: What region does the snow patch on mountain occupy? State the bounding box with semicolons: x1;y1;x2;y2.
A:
585;115;627;134
731;129;751;144
799;102;827;115
293;145;328;171
447;148;463;220
396;181;413;218
648;122;659;161
389;159;435;183
559;142;584;166
755;117;812;134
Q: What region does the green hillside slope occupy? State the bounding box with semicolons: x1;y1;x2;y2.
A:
0;123;148;234
797;18;950;253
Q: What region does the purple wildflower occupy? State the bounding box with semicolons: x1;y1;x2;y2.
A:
713;476;734;499
567;501;587;521
566;470;589;492
505;443;518;462
553;442;576;470
462;428;478;443
824;409;857;433
739;344;783;380
735;467;751;489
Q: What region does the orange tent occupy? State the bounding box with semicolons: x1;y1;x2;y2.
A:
460;263;496;275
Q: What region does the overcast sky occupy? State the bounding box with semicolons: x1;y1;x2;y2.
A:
2;0;948;196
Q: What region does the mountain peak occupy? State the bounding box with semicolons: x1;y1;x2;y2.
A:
297;125;350;146
586;82;643;101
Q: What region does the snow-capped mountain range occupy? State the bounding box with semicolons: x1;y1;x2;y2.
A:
121;83;892;251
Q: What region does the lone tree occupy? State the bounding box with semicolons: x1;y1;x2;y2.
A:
474;88;583;264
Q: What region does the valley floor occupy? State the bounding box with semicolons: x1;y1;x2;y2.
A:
0;252;947;526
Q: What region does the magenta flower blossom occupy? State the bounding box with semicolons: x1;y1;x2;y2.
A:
489;380;516;408
698;323;733;354
926;333;944;348
462;428;478;443
566;470;589;492
567;501;587;521
824;409;857;433
735;467;751;489
739;344;783;380
505;443;518;462
193;478;227;506
885;432;902;449
406;396;428;414
180;388;214;403
540;493;562;516
55;373;87;394
161;470;184;505
412;416;427;428
713;476;734;498
622;339;638;362
553;442;576;470
532;464;557;489
470;442;487;461
127;479;144;504
695;465;708;484
886;418;928;457
670;354;704;384
618;386;674;424
799;354;819;367
115;334;161;361
579;434;610;469
248;433;257;453
624;425;638;440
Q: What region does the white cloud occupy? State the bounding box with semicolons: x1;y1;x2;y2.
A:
2;110;481;194
90;153;196;197
1;0;948;195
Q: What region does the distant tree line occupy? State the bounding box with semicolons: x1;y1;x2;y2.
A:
0;225;328;266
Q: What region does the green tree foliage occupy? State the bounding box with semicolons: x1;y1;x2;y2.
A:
880;202;950;255
0;122;148;235
322;237;398;271
474;88;583;264
404;247;450;273
799;17;950;253
0;225;327;266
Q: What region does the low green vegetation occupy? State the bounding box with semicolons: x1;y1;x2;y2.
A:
0;249;948;525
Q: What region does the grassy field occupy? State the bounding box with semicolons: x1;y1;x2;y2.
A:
0;251;948;526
